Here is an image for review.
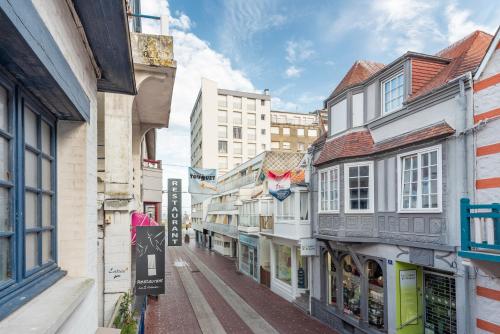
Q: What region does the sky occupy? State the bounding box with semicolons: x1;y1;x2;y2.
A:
138;0;499;215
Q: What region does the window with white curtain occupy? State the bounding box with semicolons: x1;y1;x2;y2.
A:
299;192;308;220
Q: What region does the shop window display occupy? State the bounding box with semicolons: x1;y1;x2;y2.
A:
367;260;384;329
241;244;249;273
342;255;361;319
275;244;291;284
326;253;337;306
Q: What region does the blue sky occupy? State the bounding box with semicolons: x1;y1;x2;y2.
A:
139;0;498;213
164;0;498;112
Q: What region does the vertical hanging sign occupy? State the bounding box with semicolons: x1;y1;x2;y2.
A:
168;178;182;246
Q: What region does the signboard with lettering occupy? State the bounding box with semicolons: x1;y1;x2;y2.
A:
168;178;182;246
300;238;317;256
188;167;217;202
135;226;165;295
399;269;418;325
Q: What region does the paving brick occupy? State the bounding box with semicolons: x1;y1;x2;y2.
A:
187;242;338;334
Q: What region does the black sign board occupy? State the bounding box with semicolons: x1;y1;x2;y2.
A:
135;226;165;295
298;267;305;289
168;178;182;246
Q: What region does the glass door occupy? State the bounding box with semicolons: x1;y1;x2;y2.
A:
249;248;254;276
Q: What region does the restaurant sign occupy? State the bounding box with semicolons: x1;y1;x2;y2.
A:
135;226;165;295
168;178;182;246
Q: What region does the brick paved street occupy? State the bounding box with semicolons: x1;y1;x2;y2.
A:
145;240;337;334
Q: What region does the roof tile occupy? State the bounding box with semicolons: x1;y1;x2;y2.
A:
314;122;455;166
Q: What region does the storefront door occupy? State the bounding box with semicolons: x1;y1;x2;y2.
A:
396;262;424;334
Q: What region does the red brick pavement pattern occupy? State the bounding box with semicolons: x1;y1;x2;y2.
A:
187;242;338;334
145;248;201;334
176;248;253;334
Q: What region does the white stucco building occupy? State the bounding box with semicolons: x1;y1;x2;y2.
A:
190;78;272;176
0;1;136;333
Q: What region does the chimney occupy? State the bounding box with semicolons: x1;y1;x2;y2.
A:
264;89;269;96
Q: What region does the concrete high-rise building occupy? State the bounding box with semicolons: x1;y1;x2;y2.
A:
190;78;272;176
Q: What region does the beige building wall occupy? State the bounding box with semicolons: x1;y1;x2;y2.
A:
270;110;320;153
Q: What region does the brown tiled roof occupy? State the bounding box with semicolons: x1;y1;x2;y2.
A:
330;60;385;97
314;122;455;166
327;31;492;104
409;31;493;100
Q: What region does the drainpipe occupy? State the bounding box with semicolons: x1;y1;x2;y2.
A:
307;150;314;313
458;73;475;334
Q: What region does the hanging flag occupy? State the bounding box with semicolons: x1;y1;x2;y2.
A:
188;167;218;202
267;171;291;201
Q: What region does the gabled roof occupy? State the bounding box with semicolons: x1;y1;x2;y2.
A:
328;60;385;98
314;122;455;166
326;30;493;104
409;30;493;100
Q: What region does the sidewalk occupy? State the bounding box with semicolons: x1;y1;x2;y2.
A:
144;240;337;334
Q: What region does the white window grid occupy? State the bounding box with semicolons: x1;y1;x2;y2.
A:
381;72;404;114
344;161;374;213
318;166;339;213
397;145;442;213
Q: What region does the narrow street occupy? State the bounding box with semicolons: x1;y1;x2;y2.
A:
145;239;337;334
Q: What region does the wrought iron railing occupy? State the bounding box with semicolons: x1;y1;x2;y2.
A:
459;198;500;262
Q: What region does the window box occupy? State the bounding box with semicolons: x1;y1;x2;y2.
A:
344;161;374;213
397;145;442;213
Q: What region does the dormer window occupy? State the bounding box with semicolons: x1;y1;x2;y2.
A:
382;72;404;114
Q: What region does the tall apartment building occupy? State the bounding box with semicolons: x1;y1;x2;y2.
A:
190;78;272;176
270;110;320;152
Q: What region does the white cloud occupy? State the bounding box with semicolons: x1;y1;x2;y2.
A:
219;1;286;62
271;97;298;112
141;1;257;209
445;2;494;43
286;40;315;63
285;66;302;78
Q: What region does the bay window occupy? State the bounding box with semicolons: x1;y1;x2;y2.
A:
398;146;442;212
344;161;374;213
319;166;339;212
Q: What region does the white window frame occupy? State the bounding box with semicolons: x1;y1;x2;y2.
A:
344;161;374;214
397;145;442;213
318;165;340;213
381;72;404;115
271;126;280;135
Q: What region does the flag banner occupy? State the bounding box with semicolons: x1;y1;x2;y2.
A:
188;167;217;202
135;225;165;295
267;170;291;201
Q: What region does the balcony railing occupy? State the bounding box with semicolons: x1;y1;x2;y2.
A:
459;198;500;262
240;215;259;227
218;172;257;193
207;201;237;212
204;222;238;238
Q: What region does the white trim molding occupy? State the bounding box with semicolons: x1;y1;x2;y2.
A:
343;161;375;214
397;144;443;213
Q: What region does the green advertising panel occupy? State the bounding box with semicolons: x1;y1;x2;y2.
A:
399;269;418;325
396;262;423;334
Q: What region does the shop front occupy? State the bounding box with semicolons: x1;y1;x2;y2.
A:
239;234;259;281
213;233;234;256
270;240;310;302
312;249;387;333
